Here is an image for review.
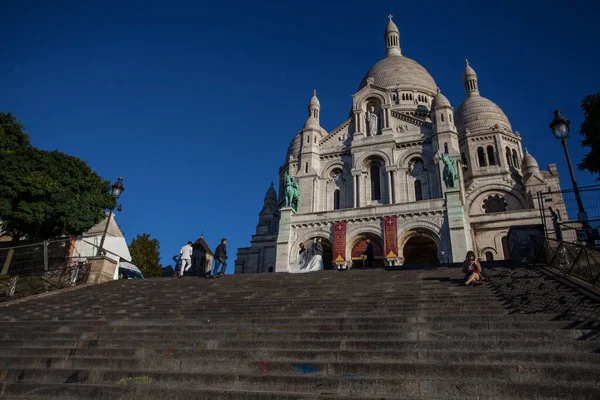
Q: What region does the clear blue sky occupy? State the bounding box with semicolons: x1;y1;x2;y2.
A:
1;1;598;272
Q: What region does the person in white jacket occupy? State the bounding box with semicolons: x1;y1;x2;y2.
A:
179;241;193;278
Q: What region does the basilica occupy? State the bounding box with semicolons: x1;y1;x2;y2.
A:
235;16;564;273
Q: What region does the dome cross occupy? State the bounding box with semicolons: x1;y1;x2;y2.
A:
388;14;393;22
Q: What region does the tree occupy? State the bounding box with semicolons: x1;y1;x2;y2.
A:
0;112;116;239
129;234;163;278
578;93;600;179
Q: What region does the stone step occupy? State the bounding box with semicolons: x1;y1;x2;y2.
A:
1;338;597;353
1;328;594;342
2;358;600;384
1;368;599;398
2;347;600;365
0;320;584;334
0;314;564;325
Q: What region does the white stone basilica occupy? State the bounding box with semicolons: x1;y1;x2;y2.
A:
235;16;564;274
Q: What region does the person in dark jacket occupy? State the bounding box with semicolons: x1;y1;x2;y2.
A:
213;238;228;277
363;239;374;267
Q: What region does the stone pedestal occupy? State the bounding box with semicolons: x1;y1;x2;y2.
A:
446;189;473;262
86;256;118;284
275;207;295;272
385;257;404;267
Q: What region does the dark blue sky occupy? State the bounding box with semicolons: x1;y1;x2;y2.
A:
1;1;598;271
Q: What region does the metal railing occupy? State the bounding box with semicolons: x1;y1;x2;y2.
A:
0;238;91;302
531;235;600;287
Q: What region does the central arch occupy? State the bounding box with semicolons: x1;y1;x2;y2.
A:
349;233;384;268
400;230;440;265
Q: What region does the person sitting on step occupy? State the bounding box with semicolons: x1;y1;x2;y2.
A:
462;251;482;286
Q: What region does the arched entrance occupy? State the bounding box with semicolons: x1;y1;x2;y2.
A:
350;235;385;268
307;237;334;270
402;233;439;265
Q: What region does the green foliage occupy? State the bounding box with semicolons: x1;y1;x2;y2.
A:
0;112;116;239
129;233;163;278
578;93;600;179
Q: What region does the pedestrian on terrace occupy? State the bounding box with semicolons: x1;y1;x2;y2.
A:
213;238;228;277
179;241;194;278
462;251;482;286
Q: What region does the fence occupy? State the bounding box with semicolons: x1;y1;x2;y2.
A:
0;238;91;302
537;185;600;245
531;235;600;287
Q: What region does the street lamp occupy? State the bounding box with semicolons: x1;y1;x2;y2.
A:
97;177;125;256
549;110;592;242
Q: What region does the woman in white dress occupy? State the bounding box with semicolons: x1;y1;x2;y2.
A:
289;239;324;273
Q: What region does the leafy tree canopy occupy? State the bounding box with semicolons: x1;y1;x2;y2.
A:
0;112;116;239
129;233;163;278
578;93;600;179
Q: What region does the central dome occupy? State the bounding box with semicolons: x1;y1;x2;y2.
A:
358;56;437;95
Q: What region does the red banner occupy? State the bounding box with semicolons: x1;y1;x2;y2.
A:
351;239;383;260
384;216;399;258
333;222;347;263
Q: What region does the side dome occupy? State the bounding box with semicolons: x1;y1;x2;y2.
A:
455;96;512;134
431;89;451;109
286;132;302;160
358;56;437;94
522;148;540;174
264;183;277;203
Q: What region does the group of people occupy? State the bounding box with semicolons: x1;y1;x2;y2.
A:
288;238;376;273
288;239;485;286
174;238;228;279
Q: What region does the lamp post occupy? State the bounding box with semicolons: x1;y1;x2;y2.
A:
97;177;125;256
549;110;593;245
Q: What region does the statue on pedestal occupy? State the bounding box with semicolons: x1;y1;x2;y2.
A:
367;106;378;136
440;153;458;189
283;172;301;212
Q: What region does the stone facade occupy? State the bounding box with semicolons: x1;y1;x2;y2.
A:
235;16;565;273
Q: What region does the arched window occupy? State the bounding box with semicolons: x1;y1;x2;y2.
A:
461;153;468;169
449;113;452;122
440;113;444;122
314;136;317;144
414;180;423;201
512;149;520;169
306;135;310;144
333;189;341;210
506;147;512;167
444;142;449;154
402;93;405;101
477;147;487;167
487;145;496;166
370;164;381;201
485;251;494;261
305;163;308;173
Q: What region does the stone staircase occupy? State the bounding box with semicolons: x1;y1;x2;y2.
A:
0;265;599;399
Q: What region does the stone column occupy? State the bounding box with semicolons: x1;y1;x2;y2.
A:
275;207;294;272
385;166;397;204
351;169;361;208
87;256;118;284
445;188;473;262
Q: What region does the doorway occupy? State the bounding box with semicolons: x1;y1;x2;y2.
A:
403;235;439;264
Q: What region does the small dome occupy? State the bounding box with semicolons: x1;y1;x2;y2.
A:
264;183;277;202
309;90;320;108
303;116;320;130
522;148;540;173
286;132;302;159
462;59;477;82
455;96;512;134
385;19;399;34
358;56;437;94
432;89;451;109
